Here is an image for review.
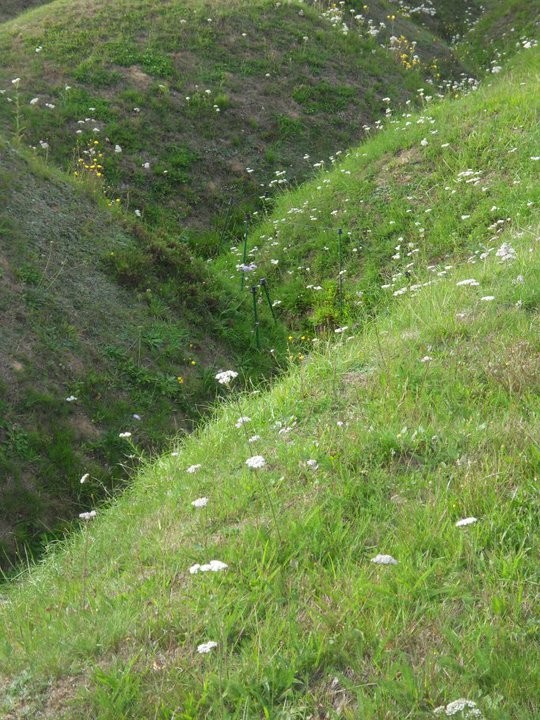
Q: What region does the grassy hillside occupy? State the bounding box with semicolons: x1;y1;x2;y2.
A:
458;0;539;69
0;218;537;719
0;0;470;245
0;0;508;569
0;46;538;719
0;138;286;567
219;45;539;331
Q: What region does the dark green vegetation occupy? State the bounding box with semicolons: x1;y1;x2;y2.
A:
0;49;538;712
0;0;51;24
0;139;286;565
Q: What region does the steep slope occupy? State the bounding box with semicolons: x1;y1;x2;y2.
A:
218;45;539;331
0;49;538;720
0;0;468;244
0;0;51;24
458;0;540;69
0;139;284;566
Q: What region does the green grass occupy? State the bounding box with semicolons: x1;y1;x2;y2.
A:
0;0;473;244
0;41;538;718
458;0;540;69
0;218;537;718
214;46;539;332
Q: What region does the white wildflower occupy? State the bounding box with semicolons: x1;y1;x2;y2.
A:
455;517;477;527
187;464;202;474
191;497;208;508
248;435;261;443
118;431;132;438
79;510;96;521
371;554;398;565
480;296;495;302
434;698;483;717
456;278;479;287
65;395;77;402
246;455;266;469
114;144;122;153
80;473;90;484
215;370;238;385
197;641;218;654
306;459;319;470
190;560;228;574
420;356;433;363
29;97;39;105
495;242;516;262
235;416;251;428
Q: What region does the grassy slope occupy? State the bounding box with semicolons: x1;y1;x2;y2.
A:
219;46;539;332
0;0;467;244
0;0;505;569
0;139;286;566
0;0;50;24
0;0;496;569
458;0;540;69
0;51;538;719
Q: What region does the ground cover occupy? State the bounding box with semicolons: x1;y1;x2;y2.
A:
0;41;538;718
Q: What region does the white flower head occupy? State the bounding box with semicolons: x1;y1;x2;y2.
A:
191;496;208;508
65;395;77;402
79;510;96;521
187;464;202;474
371;554;398;565
197;641;218;654
11;78;20;87
215;370;238;385
114;144;122;153
80;473;90;484
246;455;266;469
118;431;132;438
496;242;517;262
434;698;482;717
235;416;251;428
306;459;319;470
455;517;477;527
456;278;480;287
190;560;228;574
248;435;261;443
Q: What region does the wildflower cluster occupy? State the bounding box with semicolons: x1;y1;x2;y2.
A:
389;35;420;70
74;139;104;180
